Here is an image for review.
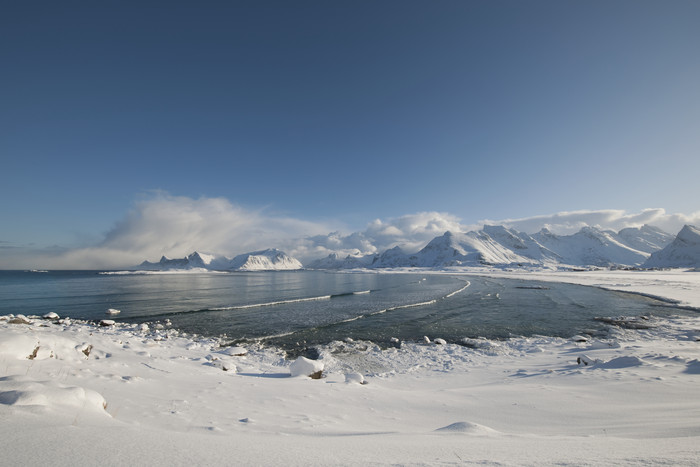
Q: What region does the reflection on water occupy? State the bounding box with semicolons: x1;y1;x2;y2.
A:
0;270;692;351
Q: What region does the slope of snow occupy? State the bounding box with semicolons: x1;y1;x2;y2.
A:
532;226;650;267
618;224;675;254
644;225;700;268
482;225;561;263
413;231;535;266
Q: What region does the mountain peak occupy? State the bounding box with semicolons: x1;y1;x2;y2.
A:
677;224;700;244
644;225;700;268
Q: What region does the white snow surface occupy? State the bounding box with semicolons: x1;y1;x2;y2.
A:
2;270;700;465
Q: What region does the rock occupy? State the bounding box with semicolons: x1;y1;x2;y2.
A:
43;312;60;320
577;354;599;366
434;338;447;345
220;346;247;357
99;320;115;327
8;315;31;325
423;336;431;344
289;356;324;379
105;308;121;315
571;335;589;343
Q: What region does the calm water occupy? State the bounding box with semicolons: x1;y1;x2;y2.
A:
0;270;692;350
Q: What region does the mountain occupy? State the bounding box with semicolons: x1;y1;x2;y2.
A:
481;225;561;263
643;225;700;268
617;225;675;254
409;230;536;267
228;249;303;271
306;224;680;270
305;252;376;270
139;251;228;271
138;249;302;271
533;226;650;267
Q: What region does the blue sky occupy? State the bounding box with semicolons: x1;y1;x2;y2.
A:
2;1;700;267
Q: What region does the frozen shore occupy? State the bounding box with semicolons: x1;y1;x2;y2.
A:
2;269;700;466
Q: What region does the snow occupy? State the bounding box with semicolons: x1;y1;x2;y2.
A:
2;270;700;465
289;356;324;377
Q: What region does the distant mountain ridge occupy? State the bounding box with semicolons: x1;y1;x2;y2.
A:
306;224;684;270
138;249;302;271
137;224;699;272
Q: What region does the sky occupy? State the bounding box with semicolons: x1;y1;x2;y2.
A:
1;1;699;268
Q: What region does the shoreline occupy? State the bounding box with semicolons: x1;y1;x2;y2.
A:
2;269;700;465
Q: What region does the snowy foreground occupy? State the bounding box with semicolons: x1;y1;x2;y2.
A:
2;271;700;466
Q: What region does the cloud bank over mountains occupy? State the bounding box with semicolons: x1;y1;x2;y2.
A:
3;193;699;269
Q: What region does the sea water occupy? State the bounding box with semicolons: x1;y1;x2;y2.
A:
0;270;692;351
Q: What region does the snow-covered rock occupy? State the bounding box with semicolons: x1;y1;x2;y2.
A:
644;225;700;268
289;357;324;378
345;373;366;384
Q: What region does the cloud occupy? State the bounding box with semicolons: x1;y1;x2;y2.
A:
8;193;333;269
480;208;700;235
296;212;464;261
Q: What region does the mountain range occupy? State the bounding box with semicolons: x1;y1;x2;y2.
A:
138;249;302;271
137;224;700;271
306;224;696;270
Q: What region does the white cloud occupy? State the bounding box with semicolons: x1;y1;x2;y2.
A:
480;208;700;235
297;212;464;261
9;193;333;269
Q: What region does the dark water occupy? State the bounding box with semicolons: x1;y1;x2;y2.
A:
0;270;692;350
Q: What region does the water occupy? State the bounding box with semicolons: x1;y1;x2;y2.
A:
0;270;693;351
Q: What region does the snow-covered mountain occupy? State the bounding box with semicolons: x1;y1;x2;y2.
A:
305;252;376;270
409;230;537;267
532;226;649;267
617;225;674;254
306;224;681;270
643;225;700;268
228;249;303;271
138;249;302;271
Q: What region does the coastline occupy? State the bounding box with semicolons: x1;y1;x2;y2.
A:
2;269;700;466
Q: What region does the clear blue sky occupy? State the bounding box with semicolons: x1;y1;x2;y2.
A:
2;1;699;251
